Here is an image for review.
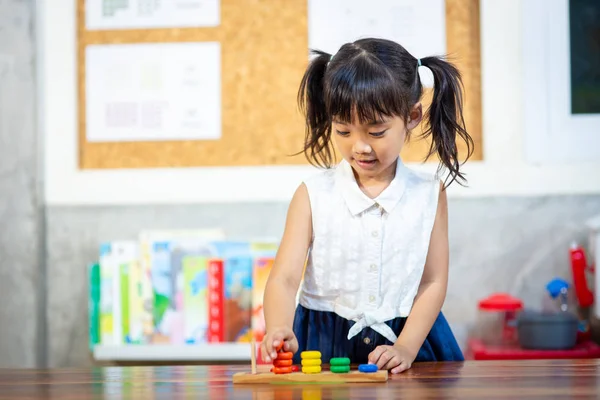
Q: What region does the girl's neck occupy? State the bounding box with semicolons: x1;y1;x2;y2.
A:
352;160;397;199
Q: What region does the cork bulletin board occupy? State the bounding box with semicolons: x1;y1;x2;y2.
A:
77;0;482;169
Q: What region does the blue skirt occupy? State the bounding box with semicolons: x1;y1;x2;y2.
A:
292;304;464;364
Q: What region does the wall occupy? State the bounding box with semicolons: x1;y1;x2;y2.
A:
0;0;44;368
47;196;600;367
0;0;592;368
42;0;600;206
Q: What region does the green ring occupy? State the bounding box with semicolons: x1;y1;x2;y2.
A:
330;365;351;373
329;357;351;366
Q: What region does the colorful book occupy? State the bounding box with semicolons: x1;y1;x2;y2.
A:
88;263;100;349
99;241;138;345
223;256;253;342
182;255;209;344
127;256;144;344
208;258;224;342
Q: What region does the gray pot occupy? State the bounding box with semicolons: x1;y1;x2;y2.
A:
516;309;579;350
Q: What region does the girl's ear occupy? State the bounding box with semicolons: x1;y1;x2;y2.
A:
407;102;423;130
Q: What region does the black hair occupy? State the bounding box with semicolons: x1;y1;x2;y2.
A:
297;38;474;188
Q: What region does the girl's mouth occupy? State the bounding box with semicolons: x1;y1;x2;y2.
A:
354;158;377;169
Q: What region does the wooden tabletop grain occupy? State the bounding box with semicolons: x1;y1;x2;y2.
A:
0;359;598;399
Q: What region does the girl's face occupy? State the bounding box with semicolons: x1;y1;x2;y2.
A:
332;105;422;183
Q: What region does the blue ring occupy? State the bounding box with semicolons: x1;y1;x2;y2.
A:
358;364;378;373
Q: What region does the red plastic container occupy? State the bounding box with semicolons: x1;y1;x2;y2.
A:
475;293;523;346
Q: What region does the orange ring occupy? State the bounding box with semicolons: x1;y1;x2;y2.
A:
275;351;293;360
273;359;293;367
276;342;284;352
273;366;293;374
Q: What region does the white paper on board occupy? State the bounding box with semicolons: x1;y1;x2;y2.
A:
308;0;446;87
85;0;220;30
85;42;221;142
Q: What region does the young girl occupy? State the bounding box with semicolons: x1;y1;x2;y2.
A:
260;38;473;374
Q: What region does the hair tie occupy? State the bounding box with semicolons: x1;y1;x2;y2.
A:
417;58;422;67
327;52;336;66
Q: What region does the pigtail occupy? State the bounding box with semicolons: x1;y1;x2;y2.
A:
297;50;334;168
419;56;474;188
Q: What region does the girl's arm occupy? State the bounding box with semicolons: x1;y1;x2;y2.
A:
394;182;449;356
261;183;313;361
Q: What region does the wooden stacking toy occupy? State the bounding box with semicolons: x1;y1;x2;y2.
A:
233;340;388;384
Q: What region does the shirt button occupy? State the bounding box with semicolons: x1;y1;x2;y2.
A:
369;295;375;302
370;264;377;271
371;231;378;237
363;337;371;344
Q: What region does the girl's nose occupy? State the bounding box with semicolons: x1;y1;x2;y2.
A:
353;140;372;154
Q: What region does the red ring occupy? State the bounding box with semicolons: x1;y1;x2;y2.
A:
273;359;292;367
273;366;293;374
275;351;293;360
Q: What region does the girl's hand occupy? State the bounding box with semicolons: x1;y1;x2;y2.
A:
260;326;299;363
367;344;417;374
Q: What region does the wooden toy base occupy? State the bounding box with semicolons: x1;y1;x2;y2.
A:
233;370;388;384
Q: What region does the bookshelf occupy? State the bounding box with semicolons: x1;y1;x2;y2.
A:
89;233;278;364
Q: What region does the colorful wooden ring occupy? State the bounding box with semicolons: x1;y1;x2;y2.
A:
275;351;293;360
329;357;350;366
358;364;378;373
273;366;293;374
291;365;299;372
301;365;321;374
275;342;284;352
273;359;293;367
301;358;322;366
300;351;321;359
330;365;351;373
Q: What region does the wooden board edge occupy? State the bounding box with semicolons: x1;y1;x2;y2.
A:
232;370;388;384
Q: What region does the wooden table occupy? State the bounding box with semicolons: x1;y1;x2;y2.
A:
0;359;599;399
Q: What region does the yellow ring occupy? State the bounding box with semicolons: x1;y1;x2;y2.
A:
302;366;322;374
300;351;322;359
301;358;322;366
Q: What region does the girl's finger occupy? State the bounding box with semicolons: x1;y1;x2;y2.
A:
368;346;386;365
383;355;401;371
376;349;393;370
391;361;410;374
261;342;271;363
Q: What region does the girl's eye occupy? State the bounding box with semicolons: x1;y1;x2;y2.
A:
336;130;350;136
370;130;387;137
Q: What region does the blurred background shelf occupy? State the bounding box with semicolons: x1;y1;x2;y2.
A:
93;343;252;362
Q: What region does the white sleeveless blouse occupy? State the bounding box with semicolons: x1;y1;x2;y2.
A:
297;157;440;343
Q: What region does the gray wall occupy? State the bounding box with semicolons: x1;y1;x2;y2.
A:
46;196;600;367
0;0;44;368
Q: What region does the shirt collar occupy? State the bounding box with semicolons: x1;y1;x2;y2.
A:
335;157;407;216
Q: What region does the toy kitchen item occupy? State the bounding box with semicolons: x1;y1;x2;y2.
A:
583;214;599;319
543;278;574;313
569;242;594;310
517;309;579;350
475;293;523;346
568;241;595;342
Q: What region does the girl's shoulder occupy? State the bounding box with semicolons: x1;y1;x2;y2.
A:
302;165;339;193
402;164;442;191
